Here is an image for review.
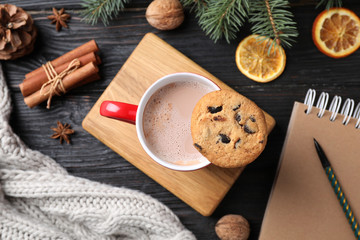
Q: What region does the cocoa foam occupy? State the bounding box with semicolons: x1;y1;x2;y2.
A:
143;81;213;165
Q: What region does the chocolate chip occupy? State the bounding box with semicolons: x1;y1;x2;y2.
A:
213;116;226;121
208;106;223;114
234;138;241;149
194;143;202;151
232;104;241;111
219;134;230;144
235;112;241;122
259;140;264;144
244;125;256;134
249;116;256;122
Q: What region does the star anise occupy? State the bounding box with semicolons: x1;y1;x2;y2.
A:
51;121;75;144
47;8;70;32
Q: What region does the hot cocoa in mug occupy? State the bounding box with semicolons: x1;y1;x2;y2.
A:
100;73;220;171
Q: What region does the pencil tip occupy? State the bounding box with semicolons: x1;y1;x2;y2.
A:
313;138;330;168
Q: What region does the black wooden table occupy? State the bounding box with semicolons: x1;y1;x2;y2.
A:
4;0;360;239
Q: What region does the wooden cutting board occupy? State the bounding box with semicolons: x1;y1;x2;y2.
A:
82;33;275;216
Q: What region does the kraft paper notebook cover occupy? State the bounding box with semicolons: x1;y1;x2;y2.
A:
259;90;360;240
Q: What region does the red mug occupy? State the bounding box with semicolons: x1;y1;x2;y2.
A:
100;73;220;171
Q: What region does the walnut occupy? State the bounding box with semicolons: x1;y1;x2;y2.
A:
215;214;250;240
145;0;184;30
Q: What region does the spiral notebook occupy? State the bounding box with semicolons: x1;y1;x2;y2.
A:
259;89;360;240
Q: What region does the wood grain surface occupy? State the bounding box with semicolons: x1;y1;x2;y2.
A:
4;0;360;239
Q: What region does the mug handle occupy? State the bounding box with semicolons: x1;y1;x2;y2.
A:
100;101;138;125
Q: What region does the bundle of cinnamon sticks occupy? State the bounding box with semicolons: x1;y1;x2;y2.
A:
20;40;101;108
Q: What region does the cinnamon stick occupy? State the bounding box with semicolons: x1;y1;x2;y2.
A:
24;62;99;108
70;72;100;91
25;40;99;79
20;52;101;97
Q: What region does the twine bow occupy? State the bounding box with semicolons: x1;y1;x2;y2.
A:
40;59;81;109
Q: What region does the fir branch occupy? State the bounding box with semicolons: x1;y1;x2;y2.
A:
198;0;249;43
181;0;207;17
81;0;129;25
316;0;342;9
249;0;298;49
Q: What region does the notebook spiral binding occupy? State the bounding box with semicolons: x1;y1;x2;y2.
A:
304;89;360;129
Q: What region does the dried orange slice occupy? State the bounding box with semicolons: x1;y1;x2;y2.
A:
312;8;360;58
235;35;286;83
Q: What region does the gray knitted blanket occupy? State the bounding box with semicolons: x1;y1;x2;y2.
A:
0;65;196;240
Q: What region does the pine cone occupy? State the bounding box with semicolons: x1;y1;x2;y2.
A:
0;4;37;60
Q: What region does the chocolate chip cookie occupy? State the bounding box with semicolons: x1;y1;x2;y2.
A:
191;89;267;168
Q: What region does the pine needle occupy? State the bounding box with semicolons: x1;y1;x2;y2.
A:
316;0;342;9
181;0;207;17
249;0;298;49
81;0;129;25
197;0;249;43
